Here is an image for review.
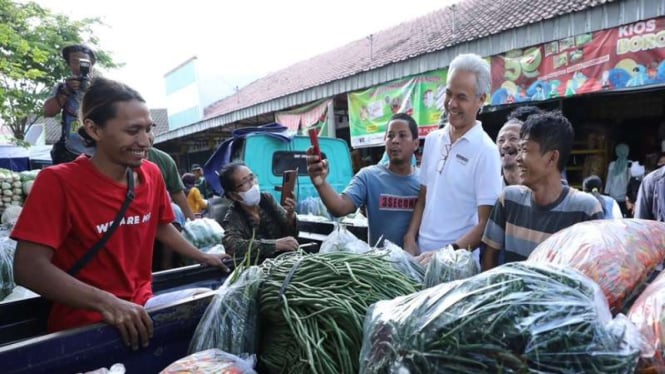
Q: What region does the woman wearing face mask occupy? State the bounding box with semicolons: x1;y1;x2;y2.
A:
219;161;299;263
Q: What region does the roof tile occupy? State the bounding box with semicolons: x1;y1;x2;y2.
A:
204;0;612;119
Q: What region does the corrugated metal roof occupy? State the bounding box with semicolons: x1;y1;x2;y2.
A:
156;0;663;144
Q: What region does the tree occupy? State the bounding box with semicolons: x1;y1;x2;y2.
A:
0;0;120;142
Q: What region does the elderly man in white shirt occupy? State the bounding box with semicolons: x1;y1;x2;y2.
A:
404;53;502;263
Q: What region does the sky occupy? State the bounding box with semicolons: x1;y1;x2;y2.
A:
33;0;456;108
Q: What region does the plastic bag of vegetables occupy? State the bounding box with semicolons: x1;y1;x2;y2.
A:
378;240;424;284
189;266;264;356
528;219;665;312
161;349;256;374
360;262;643;373
1;205;23;227
182;218;225;250
296;196;331;220
319;223;369;254
628;271;665;372
0;237;16;300
423;244;479;288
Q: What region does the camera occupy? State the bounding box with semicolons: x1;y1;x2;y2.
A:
79;58;91;79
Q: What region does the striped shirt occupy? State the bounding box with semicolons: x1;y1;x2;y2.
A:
482;185;603;263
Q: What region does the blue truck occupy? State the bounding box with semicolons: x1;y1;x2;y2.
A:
203;123;354;209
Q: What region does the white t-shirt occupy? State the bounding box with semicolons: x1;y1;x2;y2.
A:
418;122;502;252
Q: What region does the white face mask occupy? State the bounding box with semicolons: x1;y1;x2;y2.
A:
238;184;261;206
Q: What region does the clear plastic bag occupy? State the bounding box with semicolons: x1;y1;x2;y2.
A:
628;271;665;372
0;286;38;303
423;244;479;288
80;363;126;374
188;266;264;356
182;218;225;249
161;349;256;374
0;238;16;300
204;244;226;255
359;262;641;373
296;196;331;220
319;223;370;254
528;219;665;311
376;240;424;284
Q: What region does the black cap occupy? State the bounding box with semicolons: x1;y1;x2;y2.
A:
61;44;97;65
191;164;202;171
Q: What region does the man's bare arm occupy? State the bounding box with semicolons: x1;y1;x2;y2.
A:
482;244;500;271
307;154;356;217
14;241;153;350
403;185;426;255
454;205;493;250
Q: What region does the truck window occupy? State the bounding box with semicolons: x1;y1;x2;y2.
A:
272;151;326;176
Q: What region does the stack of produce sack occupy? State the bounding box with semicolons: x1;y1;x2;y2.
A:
188;249;419;374
360;262;644;373
629;271;665;373
528;219;665;311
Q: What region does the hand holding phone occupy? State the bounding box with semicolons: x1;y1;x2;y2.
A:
308;128;321;162
281;169;297;206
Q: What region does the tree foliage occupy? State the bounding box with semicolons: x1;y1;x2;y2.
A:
0;0;120;142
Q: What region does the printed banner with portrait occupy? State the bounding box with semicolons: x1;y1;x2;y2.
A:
347;69;447;148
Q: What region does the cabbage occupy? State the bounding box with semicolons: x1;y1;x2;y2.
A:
22;180;34;196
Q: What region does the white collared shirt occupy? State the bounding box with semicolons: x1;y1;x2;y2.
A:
418;121;502;252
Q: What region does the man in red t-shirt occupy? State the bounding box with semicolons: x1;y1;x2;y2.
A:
11;78;230;351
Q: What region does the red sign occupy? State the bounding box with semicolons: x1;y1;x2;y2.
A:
490;17;665;105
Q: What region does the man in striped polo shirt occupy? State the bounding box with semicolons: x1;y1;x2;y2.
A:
482;111;603;270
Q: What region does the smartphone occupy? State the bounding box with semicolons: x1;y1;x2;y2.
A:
281;169;297;206
308;128;321;162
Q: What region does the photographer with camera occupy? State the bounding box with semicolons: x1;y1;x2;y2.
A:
44;44;96;164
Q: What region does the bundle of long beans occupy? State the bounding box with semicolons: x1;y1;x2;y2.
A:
257;251;419;374
360;262;640;373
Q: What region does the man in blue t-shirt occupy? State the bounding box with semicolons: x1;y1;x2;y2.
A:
306;113;420;250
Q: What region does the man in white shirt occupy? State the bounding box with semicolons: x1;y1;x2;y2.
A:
403;53;501;261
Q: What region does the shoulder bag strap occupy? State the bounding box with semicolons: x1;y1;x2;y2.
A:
68;168;136;277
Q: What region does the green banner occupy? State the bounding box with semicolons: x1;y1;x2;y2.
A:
347;69;447;148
